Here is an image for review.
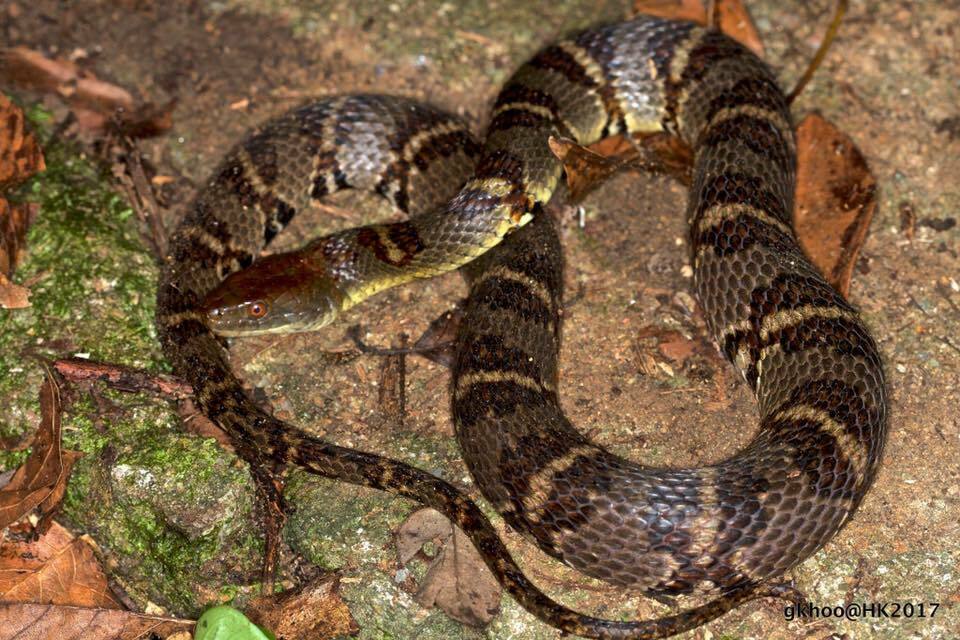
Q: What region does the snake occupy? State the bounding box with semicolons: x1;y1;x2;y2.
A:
155;13;888;639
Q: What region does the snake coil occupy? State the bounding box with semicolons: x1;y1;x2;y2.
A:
157;14;887;639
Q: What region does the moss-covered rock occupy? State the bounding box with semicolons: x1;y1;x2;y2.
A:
0;111;261;614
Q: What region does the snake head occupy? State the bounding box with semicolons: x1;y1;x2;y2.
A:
203;251;344;336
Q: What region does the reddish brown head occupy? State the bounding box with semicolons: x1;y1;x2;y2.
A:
203;251;344;336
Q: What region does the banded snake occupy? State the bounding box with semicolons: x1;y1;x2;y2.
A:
156;13;888;639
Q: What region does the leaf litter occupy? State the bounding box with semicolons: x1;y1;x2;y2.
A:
0;368;82;531
0;47;174;138
0;92;45;309
396;508;502;627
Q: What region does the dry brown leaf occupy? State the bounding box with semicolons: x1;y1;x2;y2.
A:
549;136;626;201
396;508;501;627
633;0;707;22
588;134;637;158
794;112;877;297
549;134;692;201
632;0;764;57
245;574;358;640
0;93;46;188
635;325;707;373
0;521;120;608
0;272;31;309
618;132;692;184
0;602;193;640
407;307;464;368
109;100;177;139
0;48;172;137
1;47;134;115
1;200;38;278
657;332;697;365
0;371;84;529
713;1;764;56
1;94;44;301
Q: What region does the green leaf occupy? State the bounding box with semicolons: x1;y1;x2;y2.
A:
194;606;275;640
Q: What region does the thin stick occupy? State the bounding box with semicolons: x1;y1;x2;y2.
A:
706;0;718;29
116;138;168;259
52;357;193;398
787;0;848;104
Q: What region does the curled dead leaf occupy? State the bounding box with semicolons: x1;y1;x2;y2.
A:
657;332;697;365
713;0;764;56
0;521;121;608
411;307;464;368
794;112;877;297
1;47;132;113
634;325;711;377
245;574;358;640
396;508;502;628
0;369;84;530
633;0;708;23
0;48;172;137
0;272;31;309
0;199;37;310
0;93;46;188
0;602;192;640
1;94;45;304
0;200;38;278
549;136;625;201
549;133;692;202
632;0;764;57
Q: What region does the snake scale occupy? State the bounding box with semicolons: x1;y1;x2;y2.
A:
156;14;888;639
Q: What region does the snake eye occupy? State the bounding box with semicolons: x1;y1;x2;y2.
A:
248;301;269;318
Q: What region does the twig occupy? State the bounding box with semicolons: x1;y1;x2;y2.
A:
114;138;167;260
52;357;193;398
455;29;497;47
905;292;932;317
706;0;718;29
787;0;848;104
377;334;408;429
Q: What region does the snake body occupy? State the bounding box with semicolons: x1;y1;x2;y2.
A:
157;14;888;639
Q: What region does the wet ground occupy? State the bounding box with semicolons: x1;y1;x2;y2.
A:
1;0;958;638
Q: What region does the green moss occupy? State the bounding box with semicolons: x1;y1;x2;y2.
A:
0;105;263;616
283;469;412;569
60;399;261;612
0;107;164;466
63;388;261;612
339;571;471;640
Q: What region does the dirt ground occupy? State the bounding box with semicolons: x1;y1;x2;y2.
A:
2;0;958;639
